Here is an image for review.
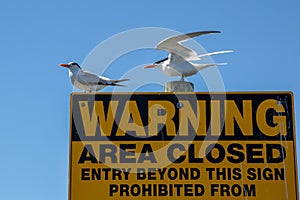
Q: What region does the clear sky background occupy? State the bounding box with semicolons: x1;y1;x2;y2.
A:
0;0;299;199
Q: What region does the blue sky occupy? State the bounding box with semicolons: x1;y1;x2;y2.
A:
0;0;299;199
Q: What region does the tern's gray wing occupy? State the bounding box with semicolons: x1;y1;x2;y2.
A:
168;53;195;74
76;71;104;85
156;31;220;59
169;54;223;77
77;71;129;86
169;53;186;63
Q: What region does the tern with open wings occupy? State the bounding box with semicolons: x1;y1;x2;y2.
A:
144;31;232;81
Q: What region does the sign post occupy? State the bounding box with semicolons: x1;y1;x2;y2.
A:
69;92;298;199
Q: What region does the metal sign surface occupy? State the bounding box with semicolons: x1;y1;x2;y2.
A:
69;92;298;199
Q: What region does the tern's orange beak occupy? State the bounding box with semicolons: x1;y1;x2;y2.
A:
59;63;70;68
144;64;155;68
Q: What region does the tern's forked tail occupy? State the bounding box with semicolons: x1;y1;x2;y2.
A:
195;50;233;60
112;78;130;83
108;78;130;87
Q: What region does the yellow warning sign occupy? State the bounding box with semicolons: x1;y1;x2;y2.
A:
69;92;298;199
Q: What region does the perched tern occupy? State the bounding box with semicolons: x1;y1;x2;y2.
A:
144;31;232;81
59;62;129;92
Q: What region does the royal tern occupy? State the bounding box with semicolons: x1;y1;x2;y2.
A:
59;62;129;92
144;31;232;81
